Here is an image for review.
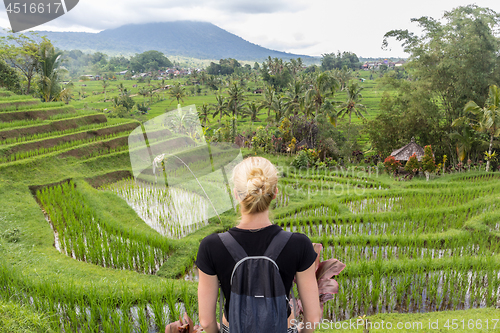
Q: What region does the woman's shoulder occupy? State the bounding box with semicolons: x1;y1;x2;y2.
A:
289;231;313;244
199;232;223;248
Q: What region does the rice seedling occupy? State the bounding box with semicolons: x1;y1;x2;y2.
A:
102;178;209;238
36;181;170;274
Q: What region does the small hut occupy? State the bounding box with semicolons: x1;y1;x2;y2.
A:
390;137;425;161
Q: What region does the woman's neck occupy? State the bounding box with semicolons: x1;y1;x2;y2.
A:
237;210;272;230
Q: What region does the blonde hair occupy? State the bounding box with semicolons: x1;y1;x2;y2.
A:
232;156;278;214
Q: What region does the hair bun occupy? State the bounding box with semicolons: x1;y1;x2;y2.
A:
247;167;267;197
232;156;278;214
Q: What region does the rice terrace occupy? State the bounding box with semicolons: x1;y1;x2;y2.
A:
2;3;500;333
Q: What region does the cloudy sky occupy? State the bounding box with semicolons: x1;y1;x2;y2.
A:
1;0;499;58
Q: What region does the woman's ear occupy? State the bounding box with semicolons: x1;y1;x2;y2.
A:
233;188;240;202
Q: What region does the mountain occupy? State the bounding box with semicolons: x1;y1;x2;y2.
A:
37;21;314;62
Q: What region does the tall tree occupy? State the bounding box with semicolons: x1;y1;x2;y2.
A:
198;103;210;127
168;83;186;105
259;85;275;118
463;85;500;172
336;82;367;124
211;94;228;124
38;40;63;102
226;82;246;141
0;31;44;94
101;80;109;101
305;71;339;119
383;5;500;127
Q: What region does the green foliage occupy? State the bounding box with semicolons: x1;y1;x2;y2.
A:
0;31;44;94
366;81;446;158
383;5;500;126
422;145;436;174
251;126;273;153
206;58;240;75
130;50;172;73
290;148;319;169
321;51;361;71
0;59;21;94
37;40;63;102
405;153;421;174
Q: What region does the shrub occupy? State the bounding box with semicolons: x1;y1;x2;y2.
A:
405;153;421;175
383;155;400;174
422;145;436;180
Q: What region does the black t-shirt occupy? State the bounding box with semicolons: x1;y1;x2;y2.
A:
195;224;317;317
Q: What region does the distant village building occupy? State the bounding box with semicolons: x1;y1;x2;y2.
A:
390;137;425;161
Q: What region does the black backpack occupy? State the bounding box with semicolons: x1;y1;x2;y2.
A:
218;230;293;333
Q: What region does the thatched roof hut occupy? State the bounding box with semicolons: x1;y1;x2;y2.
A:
390;137;425;161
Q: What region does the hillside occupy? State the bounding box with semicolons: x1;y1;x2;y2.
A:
35;21;315;61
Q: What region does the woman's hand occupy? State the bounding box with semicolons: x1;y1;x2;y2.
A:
295;262;322;333
197;269;220;333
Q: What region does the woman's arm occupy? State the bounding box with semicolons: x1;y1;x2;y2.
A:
296;262;322;333
198;269;220;333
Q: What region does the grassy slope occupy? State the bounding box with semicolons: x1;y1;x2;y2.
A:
0;299;54;333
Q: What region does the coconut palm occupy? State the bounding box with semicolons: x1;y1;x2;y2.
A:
241;101;262;123
463;84;500;171
138;87;150;102
449;126;481;162
283;80;305;116
211;94;229;124
226;81;247;141
305;71;339;119
101;79;109;101
270;94;287;123
168;82;186;105
259;85;275;118
337;81;367;124
38;41;63;102
198;103;210;127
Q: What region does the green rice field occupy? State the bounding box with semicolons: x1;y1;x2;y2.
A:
1;87;500;332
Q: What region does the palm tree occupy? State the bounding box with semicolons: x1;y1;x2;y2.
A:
241;101;262;123
305;71;339;119
283;80;305;117
138;87;150;102
226;82;247;141
101;80;109;101
270;94;287;122
168;82;186;105
449;126;481;162
198;103;210;127
259;85;275;118
337;81;367;124
463;84;500;171
211;94;229;124
38;41;63;102
333;66;353;91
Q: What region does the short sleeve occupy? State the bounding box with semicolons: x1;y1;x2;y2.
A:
195;234;218;276
295;233;317;272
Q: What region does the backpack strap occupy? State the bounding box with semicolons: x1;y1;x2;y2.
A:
219;280;224;332
218;232;248;263
264;230;293;261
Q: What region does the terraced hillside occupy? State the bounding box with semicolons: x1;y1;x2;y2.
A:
1;88;500;332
